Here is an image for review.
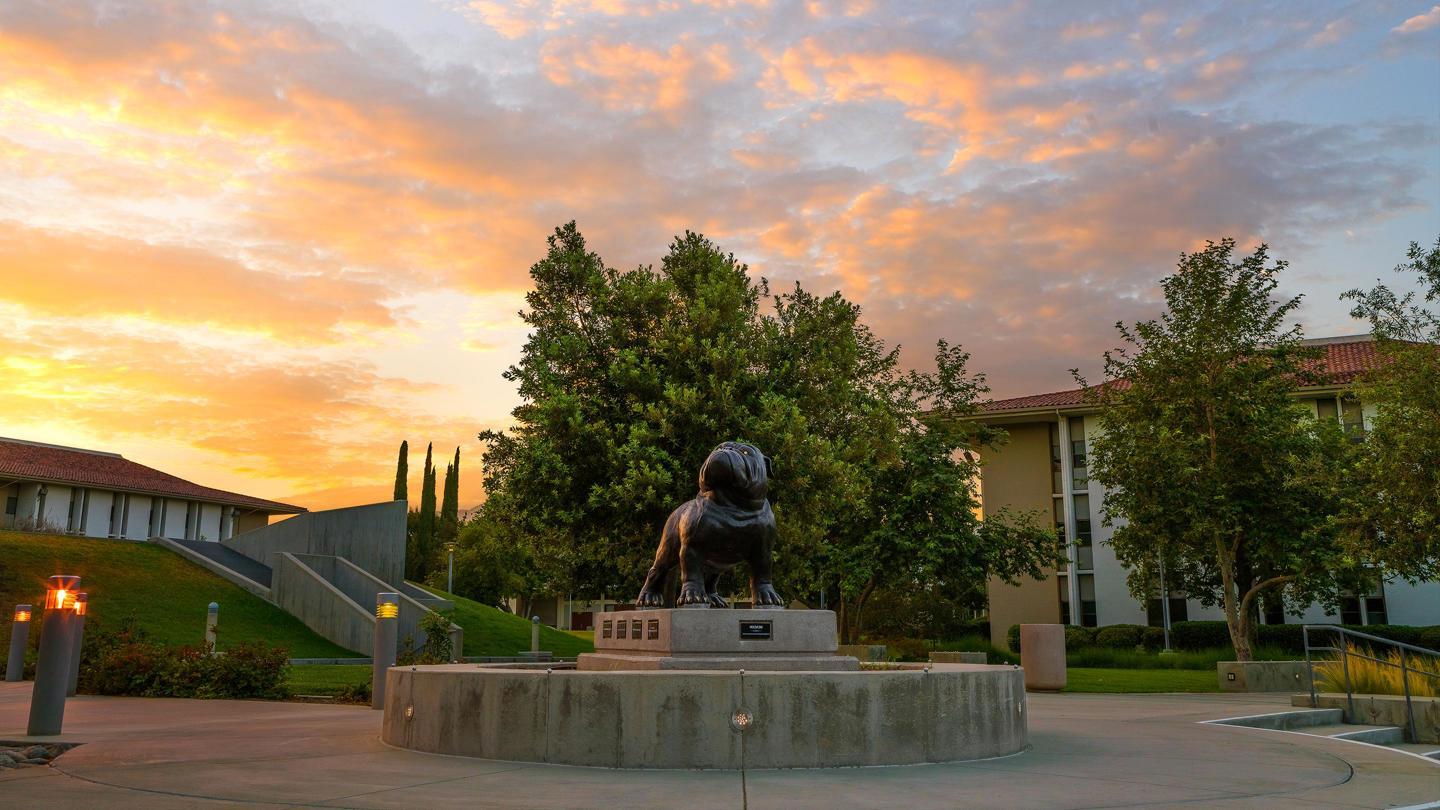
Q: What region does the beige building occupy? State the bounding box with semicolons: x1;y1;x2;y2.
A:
974;335;1439;648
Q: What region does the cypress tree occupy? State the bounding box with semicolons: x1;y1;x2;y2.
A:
417;443;437;575
439;448;460;546
393;440;408;502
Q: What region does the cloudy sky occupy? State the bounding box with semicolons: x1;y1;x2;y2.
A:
1;0;1436;510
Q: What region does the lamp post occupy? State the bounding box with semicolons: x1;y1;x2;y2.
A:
372;592;399;710
6;604;32;682
531;615;541;654
66;593;87;697
28;575;80;736
447;544;455;594
1158;553;1173;653
206;601;219;652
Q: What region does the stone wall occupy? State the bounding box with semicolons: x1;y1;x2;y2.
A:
1217;661;1312;693
225;500;407;587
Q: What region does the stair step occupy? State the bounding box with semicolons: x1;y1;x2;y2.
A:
1214;709;1344;730
1388;743;1440;760
1300;723;1406;745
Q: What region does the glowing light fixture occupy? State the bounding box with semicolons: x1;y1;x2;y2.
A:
13;605;31;623
44;575;80;610
73;593;88;616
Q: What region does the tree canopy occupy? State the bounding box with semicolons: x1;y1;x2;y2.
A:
475;222;1061;639
1081;239;1369;661
1342;237;1440;580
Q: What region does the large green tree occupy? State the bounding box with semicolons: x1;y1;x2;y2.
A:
407;443;438;582
477;222;1060;639
1341;237;1440;579
1082;239;1367;661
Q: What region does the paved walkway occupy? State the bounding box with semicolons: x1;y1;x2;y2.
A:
1;682;1436;808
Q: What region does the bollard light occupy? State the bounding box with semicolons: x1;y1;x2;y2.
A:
531;615;541;653
371;592;400;710
66;593;87;697
28;575;81;736
6;603;33;682
206;602;219;653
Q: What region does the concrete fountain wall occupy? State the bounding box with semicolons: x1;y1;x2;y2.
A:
380;663;1027;769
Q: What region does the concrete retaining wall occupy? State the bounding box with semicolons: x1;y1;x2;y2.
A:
273;553;460;656
273;553;374;655
1217;661;1312;693
931;651;988;664
226;501;407;587
1293;692;1440;743
382;664;1027;769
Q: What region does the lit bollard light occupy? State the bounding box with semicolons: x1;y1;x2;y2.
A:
65;593;87;697
27;575;80;736
531;615;540;653
206;601;219;653
6;604;32;682
372;593;399;711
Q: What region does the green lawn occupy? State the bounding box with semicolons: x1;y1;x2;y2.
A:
1064;667;1220;693
0;530;357;657
416;585;594;657
288;664;371;696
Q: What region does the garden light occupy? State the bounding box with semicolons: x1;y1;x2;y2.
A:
66;593;88;697
5;603;32;682
28;574;80;735
372;592;400;710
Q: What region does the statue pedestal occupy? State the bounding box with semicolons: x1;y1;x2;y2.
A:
577;608;859;671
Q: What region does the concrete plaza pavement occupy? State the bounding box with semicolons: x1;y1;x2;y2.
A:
1;681;1436;808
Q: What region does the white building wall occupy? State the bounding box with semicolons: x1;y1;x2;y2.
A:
85;491;113;538
162;499;188;540
1383;579;1440;626
198;504;222;542
39;485;71;530
1085;462;1149;627
16;483;41;524
124;495;152;540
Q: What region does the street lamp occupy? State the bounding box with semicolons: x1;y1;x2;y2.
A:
28;575;81;736
372;592;399;710
446;543;456;594
66;592;88;697
6;604;32;682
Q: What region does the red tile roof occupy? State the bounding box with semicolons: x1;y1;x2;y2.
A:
982;337;1383;414
0;438;304;513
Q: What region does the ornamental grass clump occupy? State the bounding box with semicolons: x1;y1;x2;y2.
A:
1314;643;1440;698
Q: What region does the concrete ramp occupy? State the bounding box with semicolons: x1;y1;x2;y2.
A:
273;552;461;656
155;537;272;599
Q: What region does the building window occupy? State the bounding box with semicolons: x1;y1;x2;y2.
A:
1340;396;1365;439
1052;499;1066;543
1339;583;1387;626
1058;575;1071;624
1068;416;1087;488
4;496;15;516
1147;596;1189;626
1078;574;1097;627
1316;398;1338;421
1049;423;1063;495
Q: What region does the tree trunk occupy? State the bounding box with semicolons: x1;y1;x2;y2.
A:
1217;538;1253;662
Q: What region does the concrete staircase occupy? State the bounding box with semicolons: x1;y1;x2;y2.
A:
1209;708;1439;761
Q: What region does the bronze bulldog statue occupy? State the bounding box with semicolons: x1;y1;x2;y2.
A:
635;441;784;609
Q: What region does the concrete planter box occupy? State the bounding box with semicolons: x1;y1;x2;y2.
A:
1217;661;1311;693
836;644;887;662
1292;692;1440;744
930;651;987;664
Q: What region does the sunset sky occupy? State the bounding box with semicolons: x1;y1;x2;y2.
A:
1;0;1437;511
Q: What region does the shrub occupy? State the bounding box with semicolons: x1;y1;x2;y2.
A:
1257;623;1306;654
873;637;931;662
1169;621;1231;651
1141;626;1166;651
1419;627;1440;652
336;680;372;704
1314;642;1440;698
78;615;288;700
933;635;1020;665
1007;624;1021;654
1094;624;1144;649
1064;626;1095;652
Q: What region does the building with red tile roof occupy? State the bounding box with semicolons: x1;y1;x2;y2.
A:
1;437;303;541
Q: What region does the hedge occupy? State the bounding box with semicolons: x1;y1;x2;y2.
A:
1009;620;1439;656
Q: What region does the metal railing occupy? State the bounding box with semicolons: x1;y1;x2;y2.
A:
1303;624;1440;743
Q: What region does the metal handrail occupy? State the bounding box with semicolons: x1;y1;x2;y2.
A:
1303;624;1440;744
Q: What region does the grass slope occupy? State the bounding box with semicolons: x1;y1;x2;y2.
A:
1064;667;1220;693
0;530;357;657
417;585;594;657
288;664;371;696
